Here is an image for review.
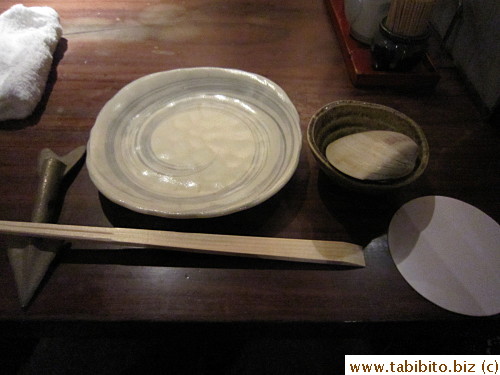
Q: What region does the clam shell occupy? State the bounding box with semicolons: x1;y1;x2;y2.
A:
325;130;419;180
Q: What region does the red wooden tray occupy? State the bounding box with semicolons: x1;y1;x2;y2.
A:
325;0;440;89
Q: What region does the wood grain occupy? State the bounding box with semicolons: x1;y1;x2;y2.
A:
0;221;365;266
0;0;499;331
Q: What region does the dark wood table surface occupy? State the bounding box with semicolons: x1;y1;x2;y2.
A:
1;0;498;339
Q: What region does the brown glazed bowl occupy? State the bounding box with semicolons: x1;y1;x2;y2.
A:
307;100;429;193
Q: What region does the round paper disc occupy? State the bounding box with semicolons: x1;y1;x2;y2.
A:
388;196;500;316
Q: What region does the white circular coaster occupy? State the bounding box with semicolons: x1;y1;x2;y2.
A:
388;196;500;316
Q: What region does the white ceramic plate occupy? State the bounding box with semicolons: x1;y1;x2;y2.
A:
388;196;500;316
87;68;301;218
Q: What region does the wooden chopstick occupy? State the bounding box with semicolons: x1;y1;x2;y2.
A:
0;220;365;266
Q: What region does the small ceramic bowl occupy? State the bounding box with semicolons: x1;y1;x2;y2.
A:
307;100;429;193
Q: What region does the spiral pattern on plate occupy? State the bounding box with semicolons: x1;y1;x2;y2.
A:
87;68;301;218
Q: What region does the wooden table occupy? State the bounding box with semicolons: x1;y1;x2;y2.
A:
1;0;498;343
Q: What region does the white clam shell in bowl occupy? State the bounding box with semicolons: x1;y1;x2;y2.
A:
87;67;301;218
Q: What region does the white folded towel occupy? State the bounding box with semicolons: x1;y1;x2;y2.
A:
0;4;62;121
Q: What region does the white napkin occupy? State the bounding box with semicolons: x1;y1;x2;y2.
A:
0;4;62;121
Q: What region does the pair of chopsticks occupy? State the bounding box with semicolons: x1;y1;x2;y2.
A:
0;220;365;266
